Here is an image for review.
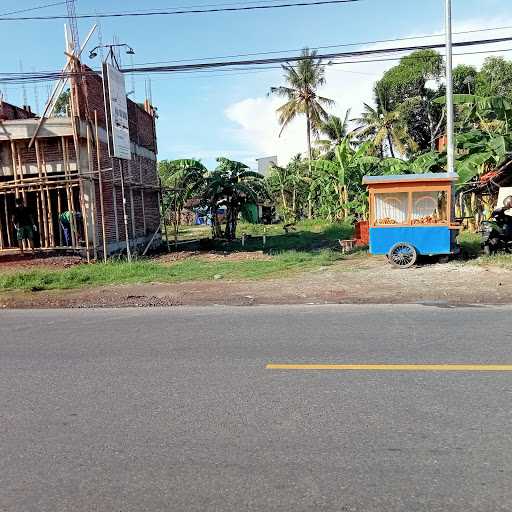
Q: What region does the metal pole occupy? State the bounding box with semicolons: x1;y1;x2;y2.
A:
445;0;456;176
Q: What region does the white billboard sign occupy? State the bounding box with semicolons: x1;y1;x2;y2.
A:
103;63;131;160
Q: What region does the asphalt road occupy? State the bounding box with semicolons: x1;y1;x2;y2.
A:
1;304;512;512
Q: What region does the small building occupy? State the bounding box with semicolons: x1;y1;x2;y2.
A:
255;156;277;176
0;65;161;257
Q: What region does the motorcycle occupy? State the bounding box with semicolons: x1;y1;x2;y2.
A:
480;209;512;255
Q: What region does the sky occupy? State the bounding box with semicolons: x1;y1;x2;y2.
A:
1;0;512;169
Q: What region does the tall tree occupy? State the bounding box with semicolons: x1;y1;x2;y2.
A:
375;49;444;151
270;48;334;217
453;64;478;94
476;57;512;98
316;111;351;157
352;100;417;158
202;158;268;239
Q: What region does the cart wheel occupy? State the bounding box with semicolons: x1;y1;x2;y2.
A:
388;242;417;268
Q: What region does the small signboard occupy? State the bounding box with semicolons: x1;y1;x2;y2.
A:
102;63;131;160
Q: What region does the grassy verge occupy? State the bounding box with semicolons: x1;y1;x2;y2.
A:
476;253;512;269
0;250;343;292
0;220;354;292
457;230;512;269
458;231;482;258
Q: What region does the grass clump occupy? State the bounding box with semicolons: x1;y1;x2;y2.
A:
458;230;482;259
0;249;342;292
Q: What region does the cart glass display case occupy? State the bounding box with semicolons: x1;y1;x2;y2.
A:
362;173;460;267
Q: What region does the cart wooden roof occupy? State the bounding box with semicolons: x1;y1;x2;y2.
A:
362;173;457;186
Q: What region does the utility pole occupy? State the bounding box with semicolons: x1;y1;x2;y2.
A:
445;0;456;176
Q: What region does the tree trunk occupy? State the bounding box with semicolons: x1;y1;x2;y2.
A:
425;97;435;151
280;186;288;218
292;184;296;219
224;206;232;239
386;131;395;158
174;200;180;247
336;184;345;221
306;108;313;219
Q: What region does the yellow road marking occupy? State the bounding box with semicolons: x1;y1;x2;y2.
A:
266;364;512;371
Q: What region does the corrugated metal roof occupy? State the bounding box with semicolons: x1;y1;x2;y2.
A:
362;173;457;185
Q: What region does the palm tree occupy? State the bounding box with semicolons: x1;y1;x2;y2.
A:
316;111;351;156
202;158;268;240
270;48;334;217
352;102;417;158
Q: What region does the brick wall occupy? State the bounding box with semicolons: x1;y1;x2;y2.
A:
77;65;160;251
0;101;35;121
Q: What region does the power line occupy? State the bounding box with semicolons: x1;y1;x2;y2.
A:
0;1;67;16
0;0;362;20
133;46;512;78
125;36;512;74
2;37;512;85
132;24;512;66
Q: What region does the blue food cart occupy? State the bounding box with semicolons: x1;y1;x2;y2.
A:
362;173;460;268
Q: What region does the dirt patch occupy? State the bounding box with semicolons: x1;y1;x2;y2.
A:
2;254;511;308
156;250;272;263
0;253;84;272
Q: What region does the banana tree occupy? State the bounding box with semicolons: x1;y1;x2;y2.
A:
158;159;207;244
202;158;268;240
313;138;378;220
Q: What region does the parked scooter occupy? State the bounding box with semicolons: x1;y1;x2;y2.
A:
480;196;512;255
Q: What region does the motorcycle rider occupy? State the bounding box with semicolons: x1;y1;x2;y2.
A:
492;195;512;237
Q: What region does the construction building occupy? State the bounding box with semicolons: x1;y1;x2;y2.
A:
0;63;161;258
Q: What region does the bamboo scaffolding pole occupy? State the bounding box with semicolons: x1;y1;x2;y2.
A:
117;159;132;262
0;196;4;250
0;184;79;195
68;71;90;264
3;196;11;247
62;137;77;248
35;139;49;247
57;190;63;246
36;194;44;246
112;183;119;242
9;141;18;197
40;142;55;247
86;123;98;260
94;111;108;262
15;145;27;203
14;143;28;251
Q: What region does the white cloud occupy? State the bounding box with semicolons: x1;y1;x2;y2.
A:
225;17;512;166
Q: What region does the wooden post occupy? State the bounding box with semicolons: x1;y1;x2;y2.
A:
40;142;55;247
62;137;77;248
67;56;90;262
36;194;44;247
9;141;18;196
112;184;119;242
57;190;63;246
86;123;98;260
35;139;49;247
118;159;132;261
94;111;107;262
4;195;11;247
0;196;4;250
141;190;146;236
